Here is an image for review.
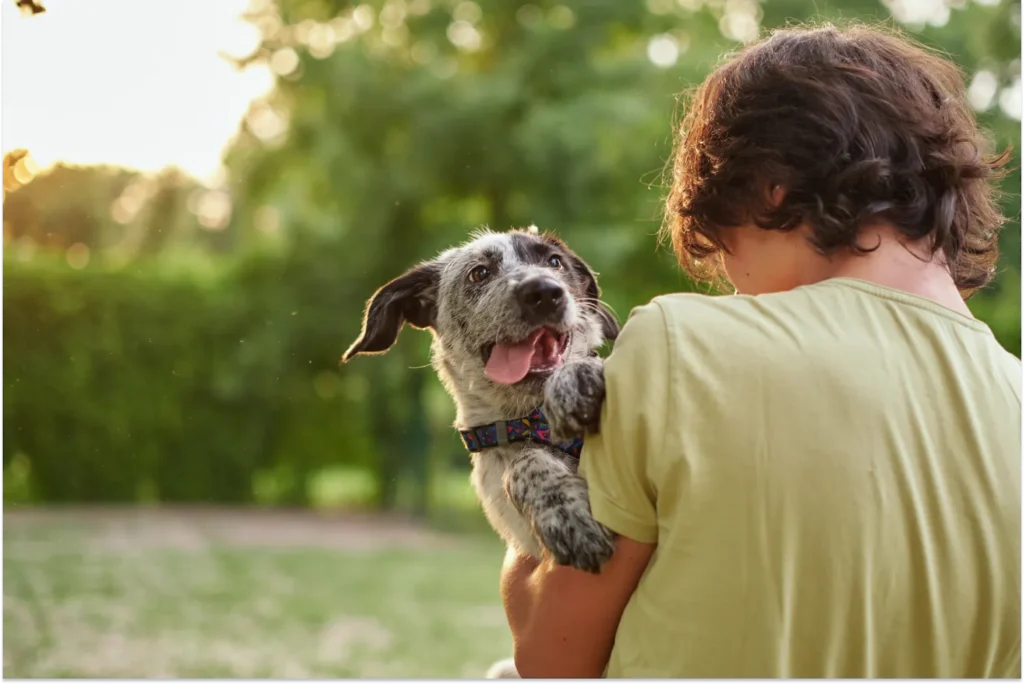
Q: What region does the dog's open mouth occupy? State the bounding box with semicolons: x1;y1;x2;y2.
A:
482;328;569;385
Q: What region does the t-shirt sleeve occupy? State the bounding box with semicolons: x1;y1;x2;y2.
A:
578;300;671;544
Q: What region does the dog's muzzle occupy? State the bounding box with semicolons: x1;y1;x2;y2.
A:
515;276;566;325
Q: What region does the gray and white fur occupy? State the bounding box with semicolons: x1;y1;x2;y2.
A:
342;227;617;576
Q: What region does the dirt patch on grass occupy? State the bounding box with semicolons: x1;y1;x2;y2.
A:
3;505;466;552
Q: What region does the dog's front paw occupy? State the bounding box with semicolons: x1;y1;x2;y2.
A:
537;501;616;574
544;357;606;443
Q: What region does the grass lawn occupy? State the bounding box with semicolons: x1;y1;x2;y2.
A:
3;507;513;678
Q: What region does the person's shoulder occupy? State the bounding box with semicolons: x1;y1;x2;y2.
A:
650;291;755;319
997;346;1022;369
993;346;1022;405
609;292;769;372
604;299;671;368
614;287;837;360
615;297;671;339
647;290;781;342
651;287;818;318
636;289;832;373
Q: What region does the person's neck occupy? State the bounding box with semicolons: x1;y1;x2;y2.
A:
818;225;973;318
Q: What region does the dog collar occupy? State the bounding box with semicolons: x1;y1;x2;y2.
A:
458;407;584;459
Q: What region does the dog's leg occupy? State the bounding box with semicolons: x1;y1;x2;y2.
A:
543;356;606;443
504;449;615;574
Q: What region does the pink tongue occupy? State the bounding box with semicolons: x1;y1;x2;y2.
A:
485;329;545;385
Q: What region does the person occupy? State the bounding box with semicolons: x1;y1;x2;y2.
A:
499;23;1021;678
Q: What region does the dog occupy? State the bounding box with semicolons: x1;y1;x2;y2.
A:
342;226;618;570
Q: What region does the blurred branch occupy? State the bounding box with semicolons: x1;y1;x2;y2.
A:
3;149;30;195
14;0;45;15
218;48;267;71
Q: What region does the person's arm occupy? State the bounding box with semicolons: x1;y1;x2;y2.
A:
500;302;671;678
501;537;655;678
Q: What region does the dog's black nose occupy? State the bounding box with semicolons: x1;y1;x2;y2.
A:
516;277;565;321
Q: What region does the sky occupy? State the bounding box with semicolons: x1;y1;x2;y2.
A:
1;0;275;185
1;0;1018;186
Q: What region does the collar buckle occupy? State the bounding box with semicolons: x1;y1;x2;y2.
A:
493;420;509;446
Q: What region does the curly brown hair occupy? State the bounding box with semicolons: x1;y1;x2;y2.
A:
663;23;1010;297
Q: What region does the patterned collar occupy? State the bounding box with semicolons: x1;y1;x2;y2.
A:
458;407;584;460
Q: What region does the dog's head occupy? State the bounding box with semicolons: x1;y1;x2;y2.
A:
342;227;619;412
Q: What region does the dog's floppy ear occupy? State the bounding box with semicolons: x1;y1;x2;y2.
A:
342;260;442;362
572;256;620;343
593;300;620;342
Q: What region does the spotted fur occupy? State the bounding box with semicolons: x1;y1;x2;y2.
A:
343;227;617;678
343;227;616;561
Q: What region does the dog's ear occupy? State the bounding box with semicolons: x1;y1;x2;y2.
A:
571;256;620;343
593;301;620;342
342;260;442;362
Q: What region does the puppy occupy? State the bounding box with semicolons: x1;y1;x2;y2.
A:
342;227;617;572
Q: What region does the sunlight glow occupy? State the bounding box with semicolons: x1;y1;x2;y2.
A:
1;0;275;185
647;35;680;68
719;0;762;44
883;0;952;26
967;69;999;111
998;76;1022;120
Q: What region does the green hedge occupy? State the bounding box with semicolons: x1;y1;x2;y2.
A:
3;242;1019;506
2;248;442;505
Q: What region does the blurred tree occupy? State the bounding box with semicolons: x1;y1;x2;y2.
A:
134;169;190;256
219;0;1022;507
3;0;1019;509
2;157;211;265
3;160;136;252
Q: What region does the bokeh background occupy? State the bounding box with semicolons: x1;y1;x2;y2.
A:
3;0;1020;677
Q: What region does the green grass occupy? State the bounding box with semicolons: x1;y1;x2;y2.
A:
3;509;512;678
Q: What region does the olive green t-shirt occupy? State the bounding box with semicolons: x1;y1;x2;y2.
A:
579;277;1021;678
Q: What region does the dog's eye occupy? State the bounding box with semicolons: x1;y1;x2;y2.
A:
547;254;563;268
468;265;490;283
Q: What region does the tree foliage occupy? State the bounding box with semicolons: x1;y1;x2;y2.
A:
4;0;1020;506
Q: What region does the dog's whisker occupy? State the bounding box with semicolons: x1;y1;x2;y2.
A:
577;296;619;315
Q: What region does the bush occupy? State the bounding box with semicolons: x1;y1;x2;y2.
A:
2;250;425;505
4;234;1017;506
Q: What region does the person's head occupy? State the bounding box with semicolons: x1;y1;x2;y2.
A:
663;23;1009;297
